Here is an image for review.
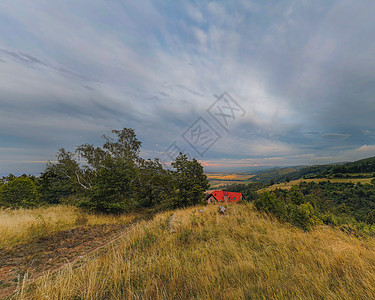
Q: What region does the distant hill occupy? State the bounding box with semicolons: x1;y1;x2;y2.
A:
246;167;302;183
246;156;375;184
279;156;375;183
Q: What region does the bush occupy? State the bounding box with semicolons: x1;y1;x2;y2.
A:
320;213;337;226
287;203;316;231
367;209;375;224
254;191;287;221
0;177;40;208
254;191;318;231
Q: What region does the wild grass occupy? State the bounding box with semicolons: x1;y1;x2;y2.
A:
0;205;136;249
264;177;375;191
206;173;255;189
18;204;375;299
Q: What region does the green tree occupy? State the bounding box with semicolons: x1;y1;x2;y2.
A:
39;149;83;204
288;186;305;205
0;177;40;208
367;209;375;224
171;153;209;208
75;128;142;213
135;158;175;208
40;128;143;213
79;158;137;213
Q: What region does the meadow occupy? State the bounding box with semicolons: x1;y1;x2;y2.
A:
15;203;375;300
206;173;255;189
264;177;374;191
0;206;137;249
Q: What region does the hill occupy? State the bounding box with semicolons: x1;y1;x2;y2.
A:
246;167;301;183
18;204;375;299
246;156;375;184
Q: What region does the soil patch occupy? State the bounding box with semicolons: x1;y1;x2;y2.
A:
0;223;131;299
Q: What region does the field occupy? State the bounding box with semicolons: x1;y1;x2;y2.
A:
206;173;255;189
0;206;146;298
11;204;375;299
264;177;375;191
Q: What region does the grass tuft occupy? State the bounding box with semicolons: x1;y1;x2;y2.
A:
16;203;375;299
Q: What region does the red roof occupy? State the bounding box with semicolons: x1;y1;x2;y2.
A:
207;190;244;202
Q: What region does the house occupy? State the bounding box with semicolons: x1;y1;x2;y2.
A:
206;190;245;204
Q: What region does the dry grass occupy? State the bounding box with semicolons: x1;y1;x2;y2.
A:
17;204;375;299
0;206;136;249
206;173;255;188
264;177;375;191
206;173;255;181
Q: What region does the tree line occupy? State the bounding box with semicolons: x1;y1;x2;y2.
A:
253;180;375;233
0;128;209;213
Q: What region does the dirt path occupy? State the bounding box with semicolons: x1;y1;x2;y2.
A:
0;221;141;299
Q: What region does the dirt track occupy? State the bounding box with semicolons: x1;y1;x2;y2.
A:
0;223;135;299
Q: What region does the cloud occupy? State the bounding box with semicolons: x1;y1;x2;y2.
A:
1;0;375;174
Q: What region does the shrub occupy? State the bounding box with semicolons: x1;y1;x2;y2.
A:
287;203;315;231
254;191;287;221
367;209;375;225
0;177;40;208
320;213;337;226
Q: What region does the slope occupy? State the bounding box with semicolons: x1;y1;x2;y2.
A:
18;204;375;300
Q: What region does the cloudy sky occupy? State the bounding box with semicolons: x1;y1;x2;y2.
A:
1;0;375;175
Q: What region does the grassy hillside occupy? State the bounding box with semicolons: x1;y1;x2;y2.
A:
0;206;137;249
247;167;298;183
17;204;375;299
206;173;255;189
273;156;375;183
264;177;375;191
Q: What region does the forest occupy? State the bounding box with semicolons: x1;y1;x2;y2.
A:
0;128;209;213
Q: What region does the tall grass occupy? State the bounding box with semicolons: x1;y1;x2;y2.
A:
19;204;375;299
0;205;136;249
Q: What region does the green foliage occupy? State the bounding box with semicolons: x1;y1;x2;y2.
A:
287;203;317;231
254;191;286;218
253;180;375;233
320;213;337;226
11;128;209;213
0;177;40;208
171;153;210;208
367;210;375;225
226;182;266;201
254;191;316;231
38;151;79;204
288;186;304;205
80;159;136;213
135;158;175;208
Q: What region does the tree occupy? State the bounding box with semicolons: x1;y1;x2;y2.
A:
0;177;40;208
171;153;209;208
367;209;375;224
39;128;143;213
0;174;16;186
288;186;305;205
80;158;137;213
102;128;142;162
135;158;175;208
75;128;142;213
39;149;84;204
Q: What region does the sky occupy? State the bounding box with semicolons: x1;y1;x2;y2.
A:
1;0;375;175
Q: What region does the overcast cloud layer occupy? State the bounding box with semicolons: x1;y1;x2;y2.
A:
1;0;375;174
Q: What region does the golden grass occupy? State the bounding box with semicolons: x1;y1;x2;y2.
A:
206;173;255;181
0;205;136;249
207;173;255;189
18;204;375;299
264;177;375;191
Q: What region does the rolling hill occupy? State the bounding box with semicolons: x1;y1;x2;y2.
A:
18;204;375;299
